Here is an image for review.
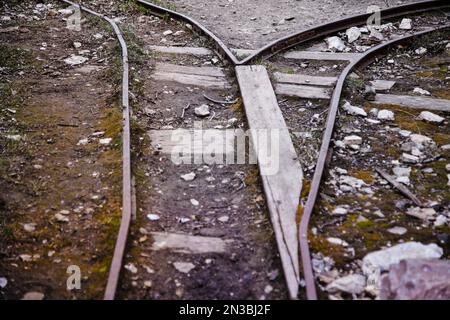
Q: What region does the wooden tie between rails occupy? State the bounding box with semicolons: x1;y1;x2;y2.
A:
236;65;302;300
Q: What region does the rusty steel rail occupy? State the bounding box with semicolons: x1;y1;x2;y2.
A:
299;24;450;300
242;0;450;64
59;0;132;300
136;0;240;65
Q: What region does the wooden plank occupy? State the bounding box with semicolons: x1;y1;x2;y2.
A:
154;63;227;78
284;50;363;62
370;80;396;92
275;83;331;99
151;232;232;254
236;65;302;299
274;72;337;87
147;45;212;56
374;94;450;112
148;129;235;157
151;72;231;89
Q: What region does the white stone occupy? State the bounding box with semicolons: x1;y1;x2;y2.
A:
264;285;274;294
327;237;349;247
64;55;88;66
363;242;443;275
342;102;367;117
58;8;73;16
402;153;419;164
326;36;346;52
73;42;82;49
194;104;210;117
326;274;366;294
0;277;7;288
180;172;196;182
339;175;367;190
218;216;229;223
99;138;112;145
393;166;411;177
332;206;349;216
23;223;37;232
387;226;407;235
93;33;103;39
124;263;138;273
396;176;410;185
346;27;361;43
54;213;69;223
418;111;445;124
147;214;160;221
399;18;412;30
413;87;431;96
434;215;448;227
406;207;436;221
173;262;195;273
343;135;362;145
446;164;450;172
415;47;427;55
163;30;173;36
377;109;395;121
190;199;199;206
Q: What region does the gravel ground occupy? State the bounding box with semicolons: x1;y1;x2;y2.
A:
160;0;422;49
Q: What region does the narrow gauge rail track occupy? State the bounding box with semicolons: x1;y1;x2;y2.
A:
59;0;450;300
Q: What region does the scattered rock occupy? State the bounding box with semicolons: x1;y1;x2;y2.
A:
264;285;273;294
190;199;199;206
73;41;82;49
326;274;366;294
434;215;448;227
0;277;7;288
342;102;367;117
194;104;210;117
326;36;346;52
406;207;436;221
162;30;173;36
54;213;69;223
332;206;349;216
180;172;196;182
218;215;229;223
173;262;195;274
402;153;419;164
399;18;412;30
363;242;443;295
99;138;112;145
377;109;395;121
346;27;361;43
327;237;349;247
64;55;88;66
415;47;427;55
380;259;450;300
146;214;160;221
418;111;445;124
343;135;362;145
387;226;407;235
23;223;37;232
413;87;431;96
124;263;138;274
393;166;411;178
22;291;45;300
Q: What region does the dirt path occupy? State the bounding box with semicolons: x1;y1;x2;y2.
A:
0;1;122;299
159;0;422;49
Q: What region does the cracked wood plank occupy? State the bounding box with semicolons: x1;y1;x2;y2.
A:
236;65;302;299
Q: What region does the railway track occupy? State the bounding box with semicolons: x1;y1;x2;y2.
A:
2;0;448;300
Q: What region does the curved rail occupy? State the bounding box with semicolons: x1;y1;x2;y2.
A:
299;24;450;300
59;0;132;300
242;0;450;65
136;0;240;65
